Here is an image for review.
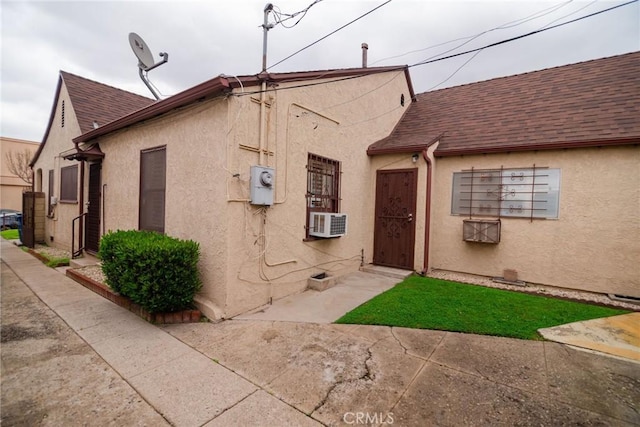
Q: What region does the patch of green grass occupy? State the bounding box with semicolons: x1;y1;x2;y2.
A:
336;276;630;340
45;257;70;268
0;229;19;240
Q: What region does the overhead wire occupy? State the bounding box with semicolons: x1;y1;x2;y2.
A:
267;0;393;71
538;0;599;29
410;0;636;69
427;0;602;90
271;0;323;28
370;0;575;66
234;0;635;99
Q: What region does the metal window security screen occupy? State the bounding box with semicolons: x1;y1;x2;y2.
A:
139;146;166;233
451;166;560;220
307;154;340;213
60;165;78;202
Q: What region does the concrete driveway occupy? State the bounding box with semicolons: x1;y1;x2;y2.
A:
2;239;639;426
162;319;640;426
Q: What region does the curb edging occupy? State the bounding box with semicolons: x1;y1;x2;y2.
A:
66;268;202;324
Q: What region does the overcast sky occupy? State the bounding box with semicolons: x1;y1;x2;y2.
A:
1;0;638;142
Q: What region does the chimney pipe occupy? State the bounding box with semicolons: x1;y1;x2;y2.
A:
361;43;368;68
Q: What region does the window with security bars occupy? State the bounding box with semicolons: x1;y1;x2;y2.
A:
306;153;341;238
307;154;340;212
451;166;560;220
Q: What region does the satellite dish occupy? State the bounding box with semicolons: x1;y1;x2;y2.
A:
129;32;155;70
128;32;169;100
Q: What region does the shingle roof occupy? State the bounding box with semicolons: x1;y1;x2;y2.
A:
75;65;414;144
30;71;154;166
368;52;640;156
61;71;154;134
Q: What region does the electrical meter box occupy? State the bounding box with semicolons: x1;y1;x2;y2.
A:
250;166;275;206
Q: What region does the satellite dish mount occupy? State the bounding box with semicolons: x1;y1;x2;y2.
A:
128;32;168;100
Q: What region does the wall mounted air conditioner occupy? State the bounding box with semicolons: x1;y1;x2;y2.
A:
463;219;500;243
309;212;348;238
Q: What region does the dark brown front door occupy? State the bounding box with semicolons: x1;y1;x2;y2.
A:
85;163;101;254
373;168;418;270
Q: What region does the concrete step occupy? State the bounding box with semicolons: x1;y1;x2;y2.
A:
360;264;413;280
69;253;101;269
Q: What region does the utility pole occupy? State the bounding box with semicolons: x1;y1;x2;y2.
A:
262;3;274;72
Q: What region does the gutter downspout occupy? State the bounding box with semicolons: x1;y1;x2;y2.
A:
421;148;433;274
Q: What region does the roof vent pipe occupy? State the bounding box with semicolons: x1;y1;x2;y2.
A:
361;43;368;68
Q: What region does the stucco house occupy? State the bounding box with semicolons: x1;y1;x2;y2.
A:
29;71;153;250
368;51;640;300
1;136;39;211
33;52;638;320
49;66;415;319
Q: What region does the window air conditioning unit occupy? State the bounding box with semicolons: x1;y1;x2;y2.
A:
463;219;500;243
309;212;348;238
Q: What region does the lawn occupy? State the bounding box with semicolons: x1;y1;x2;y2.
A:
0;229;19;240
336;276;630;340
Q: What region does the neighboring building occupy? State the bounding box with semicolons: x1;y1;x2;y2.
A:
368;51;640;299
1;136;39;211
68;66;415;319
29;71;153;251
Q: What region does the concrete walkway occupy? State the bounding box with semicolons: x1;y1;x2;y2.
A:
539;312;640;362
235;268;406;323
2;239;639;426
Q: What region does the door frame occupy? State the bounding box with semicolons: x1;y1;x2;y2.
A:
373;168;418;270
85;162;102;254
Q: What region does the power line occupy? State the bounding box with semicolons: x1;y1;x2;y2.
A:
426;0;600;90
370;0;575;67
410;0;637;68
267;0;392;71
538;0;598;30
271;0;323;29
235;0;636;98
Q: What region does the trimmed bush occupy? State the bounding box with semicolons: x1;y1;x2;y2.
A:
99;230;201;313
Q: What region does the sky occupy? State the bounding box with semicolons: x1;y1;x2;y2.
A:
1;0;638;142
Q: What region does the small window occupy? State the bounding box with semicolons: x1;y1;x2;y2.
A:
451;166;560;219
48;169;54;216
306;153;341;238
60;165;78;203
139;146;166;233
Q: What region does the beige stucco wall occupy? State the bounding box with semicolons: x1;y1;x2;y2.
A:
1;137;39;211
221;71;412;317
429;145;640;297
31;84;83;249
96;70;412;319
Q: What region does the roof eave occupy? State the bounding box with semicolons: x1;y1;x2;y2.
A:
30;73;63;167
433;137;640;157
74;77;233;144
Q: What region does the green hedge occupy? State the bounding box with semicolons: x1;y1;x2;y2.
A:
99;230;201;313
